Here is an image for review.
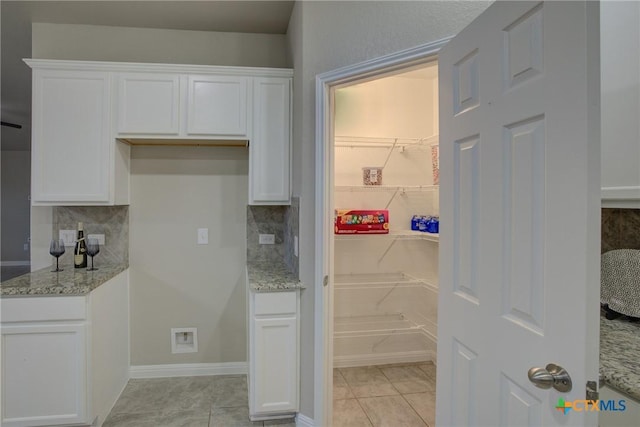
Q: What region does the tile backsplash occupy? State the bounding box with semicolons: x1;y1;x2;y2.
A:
602;208;640;253
247;205;286;264
52;206;129;266
284;197;300;276
247;197;299;276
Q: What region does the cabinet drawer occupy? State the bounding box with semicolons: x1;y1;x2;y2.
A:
1;296;87;322
254;292;296;316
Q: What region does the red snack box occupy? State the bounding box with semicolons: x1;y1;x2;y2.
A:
335;209;389;234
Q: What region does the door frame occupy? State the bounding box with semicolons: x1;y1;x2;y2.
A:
313;37;451;426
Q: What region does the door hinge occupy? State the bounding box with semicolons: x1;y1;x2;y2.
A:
323;275;328;287
586;380;599;401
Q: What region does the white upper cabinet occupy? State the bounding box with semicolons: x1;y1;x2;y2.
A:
26;59;292;206
29;66;116;205
249;77;291;205
116;73;250;139
187;75;249;137
117;73;180;135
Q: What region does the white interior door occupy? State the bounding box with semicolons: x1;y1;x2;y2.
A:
437;2;600;426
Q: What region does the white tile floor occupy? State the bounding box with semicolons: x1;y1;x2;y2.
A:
332;363;436;427
103;362;436;427
103;375;294;427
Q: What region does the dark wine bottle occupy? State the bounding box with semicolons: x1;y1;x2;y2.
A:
74;222;87;268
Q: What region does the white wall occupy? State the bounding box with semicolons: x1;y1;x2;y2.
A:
32;23;288;68
335;71;438;140
1;150;30;262
600;1;640;203
286;0;492;419
129;146;248;365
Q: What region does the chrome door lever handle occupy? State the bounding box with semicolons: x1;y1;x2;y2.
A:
527;363;572;392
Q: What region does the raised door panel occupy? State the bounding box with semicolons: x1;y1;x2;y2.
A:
1;324;87;426
249;77;291;205
187;75;249;136
117;73;180;135
252;316;298;414
32;70;111;203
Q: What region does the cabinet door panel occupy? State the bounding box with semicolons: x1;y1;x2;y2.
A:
252;316;298;413
250;77;291;204
187;75;248;136
32;70;110;203
1;324;87;426
117;73;180;134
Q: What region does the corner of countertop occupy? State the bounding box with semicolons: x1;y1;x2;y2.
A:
246;258;304;292
1;263;129;297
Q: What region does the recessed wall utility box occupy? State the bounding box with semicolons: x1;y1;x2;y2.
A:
171;328;198;354
259;234;275;245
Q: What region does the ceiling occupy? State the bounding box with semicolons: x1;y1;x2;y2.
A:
0;0;295;151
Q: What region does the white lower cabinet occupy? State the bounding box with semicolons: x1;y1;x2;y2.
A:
0;270;130;427
248;291;299;421
599;385;640;427
2;322;88;426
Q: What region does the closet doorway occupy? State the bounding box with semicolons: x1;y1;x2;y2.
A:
314;39;448;426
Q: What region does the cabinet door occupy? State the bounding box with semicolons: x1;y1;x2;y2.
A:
1;323;88;426
252;316;298;414
249;77;291;205
117;73;180;135
187;75;249;136
31;69;111;203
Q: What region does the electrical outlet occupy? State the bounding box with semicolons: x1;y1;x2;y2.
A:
197;228;208;245
23;243;29;251
87;234;105;245
59;230;76;247
259;234;275;245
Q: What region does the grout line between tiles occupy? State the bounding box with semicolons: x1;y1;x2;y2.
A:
399;392;429;427
378;365;404;396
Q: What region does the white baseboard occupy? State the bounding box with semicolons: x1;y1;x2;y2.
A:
333;350;435;369
296;413;315;427
129;362;247;379
602;186;640;204
0;261;30;267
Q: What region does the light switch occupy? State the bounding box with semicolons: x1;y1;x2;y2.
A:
197;228;208;245
294;236;299;257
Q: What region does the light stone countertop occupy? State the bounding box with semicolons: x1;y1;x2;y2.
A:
247;259;303;292
600;315;640;401
0;264;128;297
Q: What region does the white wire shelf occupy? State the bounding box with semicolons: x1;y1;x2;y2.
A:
333;313;437;341
334;134;439;149
335;184;438;193
334;272;438;292
334;229;439;243
334;313;422;334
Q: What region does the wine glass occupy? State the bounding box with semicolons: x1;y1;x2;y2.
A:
49;239;65;272
86;238;100;271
